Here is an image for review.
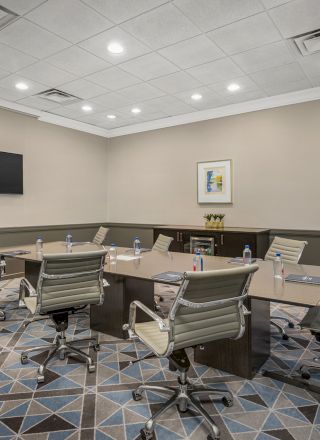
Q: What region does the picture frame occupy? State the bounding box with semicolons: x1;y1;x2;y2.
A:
197;159;232;204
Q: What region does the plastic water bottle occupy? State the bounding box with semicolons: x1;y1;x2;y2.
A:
243;245;252;265
36;237;43;254
109;243;117;263
0;257;6;278
133;237;141;256
193;250;203;271
273;252;284;279
66;233;72;251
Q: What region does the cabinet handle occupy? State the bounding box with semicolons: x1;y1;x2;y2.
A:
176;232;179;242
221;234;224;245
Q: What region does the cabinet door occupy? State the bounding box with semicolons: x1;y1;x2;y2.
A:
217;233;257;258
153;229;182;252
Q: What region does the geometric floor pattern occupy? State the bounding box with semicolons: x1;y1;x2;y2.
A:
0;282;320;440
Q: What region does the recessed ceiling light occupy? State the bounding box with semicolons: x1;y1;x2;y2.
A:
15;82;29;90
131;107;141;114
82;104;93;112
227;83;241;92
107;114;116;119
107;41;124;54
191;93;202;101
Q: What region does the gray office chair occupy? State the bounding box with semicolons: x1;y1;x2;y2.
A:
20;250;107;383
152;234;174;252
124;264;259;440
93;226;109;245
265;236;308;339
153;234;174;308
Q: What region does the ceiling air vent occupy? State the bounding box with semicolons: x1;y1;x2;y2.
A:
293;29;320;56
36;89;81;104
0;5;19;30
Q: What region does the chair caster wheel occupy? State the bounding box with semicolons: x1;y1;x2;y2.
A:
132;391;142;401
282;334;289;341
0;313;5;321
21;355;29;365
288;322;294;328
207;435;219;440
93;344;100;352
140;428;154;440
59;350;66;360
300;367;311;380
37;375;45;383
88;364;96;373
222;396;233;407
177;404;188;413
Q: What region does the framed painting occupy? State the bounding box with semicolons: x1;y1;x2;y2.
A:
197;159;232;203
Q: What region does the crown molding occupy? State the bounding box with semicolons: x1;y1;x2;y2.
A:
1;87;320;139
107;87;320;137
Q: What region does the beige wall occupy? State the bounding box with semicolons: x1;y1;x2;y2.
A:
107;100;320;230
0;108;108;228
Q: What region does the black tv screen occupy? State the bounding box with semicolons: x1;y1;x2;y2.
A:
0;151;23;194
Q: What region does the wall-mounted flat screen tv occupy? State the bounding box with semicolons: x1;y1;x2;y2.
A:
0;151;23;194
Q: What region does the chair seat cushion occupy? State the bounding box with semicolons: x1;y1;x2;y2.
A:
24;296;37;314
135;319;169;356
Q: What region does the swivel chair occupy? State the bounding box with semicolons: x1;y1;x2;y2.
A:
20;249;107;383
298;307;320;380
152;234;174;309
124;264;259;440
93;226;109;245
265;236;307;339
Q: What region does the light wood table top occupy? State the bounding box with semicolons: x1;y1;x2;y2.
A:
1;242;320;307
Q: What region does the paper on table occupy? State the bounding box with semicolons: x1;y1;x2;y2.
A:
117;255;141;261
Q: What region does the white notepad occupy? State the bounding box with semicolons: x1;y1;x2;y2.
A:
116;255;141;261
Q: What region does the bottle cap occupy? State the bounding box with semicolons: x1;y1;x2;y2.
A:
275;252;281;257
245;245;250;249
111;243;116;247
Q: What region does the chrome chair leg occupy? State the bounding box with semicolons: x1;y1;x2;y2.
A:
271;320;289;340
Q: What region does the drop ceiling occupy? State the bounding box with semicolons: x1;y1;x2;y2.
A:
0;0;319;138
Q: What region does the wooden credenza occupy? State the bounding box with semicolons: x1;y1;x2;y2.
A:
153;225;270;258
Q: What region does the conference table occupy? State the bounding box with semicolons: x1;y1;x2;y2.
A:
1;241;320;388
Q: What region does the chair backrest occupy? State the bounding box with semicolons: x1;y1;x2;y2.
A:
37;250;107;314
152;234;174;252
265;236;307;264
169;265;259;351
93;226;109;245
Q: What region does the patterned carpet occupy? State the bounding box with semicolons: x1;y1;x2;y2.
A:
0;281;320;440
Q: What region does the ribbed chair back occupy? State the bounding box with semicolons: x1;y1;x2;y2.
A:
93;226;109;245
37;250;107;314
152;234;174;252
170;265;258;350
265;236;307;264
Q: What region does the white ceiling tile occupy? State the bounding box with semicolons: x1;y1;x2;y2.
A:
232;41;294;73
117;83;165;102
45;106;76;118
90;91;132;109
261;0;293;8
187;58;244;85
141;95;196;115
0;19;71;58
81;0;168;24
26;0;113;44
46;46;110;76
175;86;226;109
310;76;320;87
59;79;108;99
0;0;47;15
208;13;281;56
269;0;320;38
174;0;263;32
0;86;26;101
0;74;47;96
79;27;151;64
298;52;320;79
16;95;60;110
225;89;267;104
0;67;9;79
17;61;76;87
158;35;224;69
86;66;141;90
122;3;200;50
209;76;259;95
62;100;107;115
0;43;37;72
120;53;179;81
263;78;312;95
150;71;202;94
251;62;307;86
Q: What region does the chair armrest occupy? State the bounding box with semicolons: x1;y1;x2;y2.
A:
178;294;247;309
123;300;170;336
19;278;36;308
103;279;109;288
